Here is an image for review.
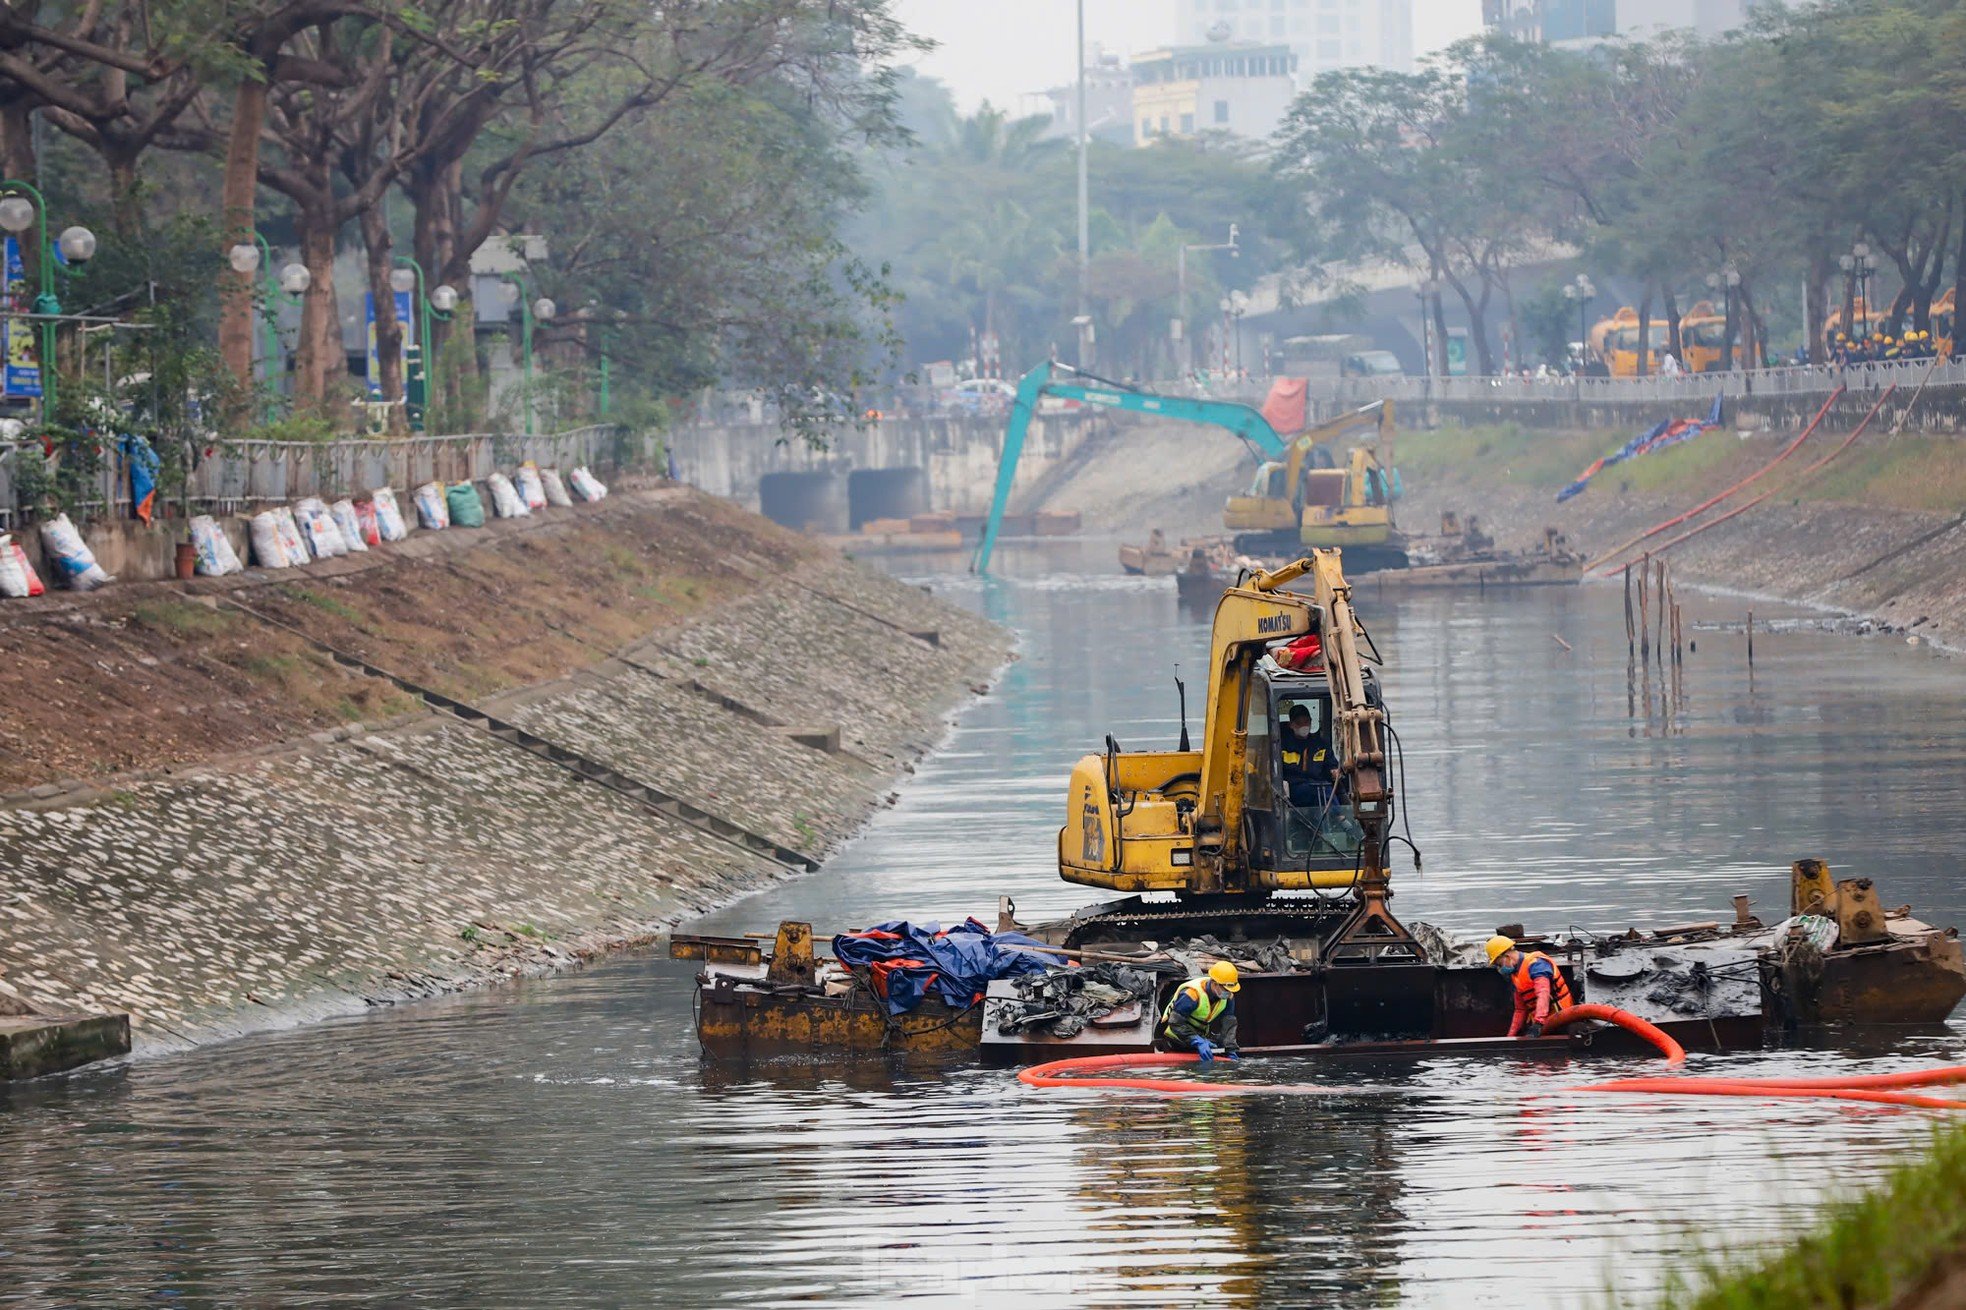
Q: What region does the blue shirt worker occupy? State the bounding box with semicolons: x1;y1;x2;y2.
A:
1158;961;1241;1063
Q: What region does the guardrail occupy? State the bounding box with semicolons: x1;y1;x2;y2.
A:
0;425;632;530
1315;356;1966;409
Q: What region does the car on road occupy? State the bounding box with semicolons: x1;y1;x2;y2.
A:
1340;350;1405;379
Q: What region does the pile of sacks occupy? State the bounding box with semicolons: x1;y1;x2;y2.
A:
237;463;606;574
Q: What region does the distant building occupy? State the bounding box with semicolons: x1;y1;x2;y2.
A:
1026;43;1136;145
1485;0;1750;42
1131;42;1298;145
1172;0;1414;80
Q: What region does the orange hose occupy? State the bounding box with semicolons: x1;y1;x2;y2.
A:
1585;386;1843;575
1016;1051;1274;1095
1541;1002;1686;1064
1577;1075;1966;1111
1597;385;1895;570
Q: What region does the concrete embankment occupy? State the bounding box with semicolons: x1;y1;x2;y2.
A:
0;486;1010;1056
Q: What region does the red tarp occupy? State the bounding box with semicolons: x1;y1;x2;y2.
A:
1260;377;1308;436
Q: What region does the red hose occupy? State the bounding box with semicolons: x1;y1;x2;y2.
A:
1576;1076;1966;1111
1016;1051;1292;1095
1541;1003;1686;1064
1586;386;1843;575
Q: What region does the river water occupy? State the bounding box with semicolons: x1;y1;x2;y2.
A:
5;544;1965;1308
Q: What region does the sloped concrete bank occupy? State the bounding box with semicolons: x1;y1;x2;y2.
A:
0;486;1011;1058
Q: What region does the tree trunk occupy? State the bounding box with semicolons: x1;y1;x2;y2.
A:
294;213;342;414
0;100;40;291
1429;290;1449;377
1662;287;1683;365
219;78;268;396
1954;194;1966;356
1806;256;1830;365
1635;284;1654;377
104;153;143;239
1738;282;1763;370
1501;271;1520;374
359;203;407;434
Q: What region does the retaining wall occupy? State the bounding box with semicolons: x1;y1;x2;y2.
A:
0;489;1011;1055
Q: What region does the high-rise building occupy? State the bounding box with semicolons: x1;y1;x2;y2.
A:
1485;0;1750;43
1172;0;1416;81
1131;43;1298;144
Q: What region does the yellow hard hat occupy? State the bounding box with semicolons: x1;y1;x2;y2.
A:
1484;935;1516;964
1208;960;1241;992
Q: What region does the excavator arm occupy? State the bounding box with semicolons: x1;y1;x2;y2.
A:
972;362;1290;574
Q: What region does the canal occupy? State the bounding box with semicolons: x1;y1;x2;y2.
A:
4;545;1964;1307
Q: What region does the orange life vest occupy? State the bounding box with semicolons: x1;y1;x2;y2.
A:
1511;951;1575;1012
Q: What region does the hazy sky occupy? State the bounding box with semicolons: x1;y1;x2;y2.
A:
892;0;1485;112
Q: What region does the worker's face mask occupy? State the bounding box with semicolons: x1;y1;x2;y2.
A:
1291;724;1312;740
1494;957;1513;974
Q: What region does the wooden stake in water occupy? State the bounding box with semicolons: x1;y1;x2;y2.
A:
1624;564;1635;655
1639;552;1652;662
1747;609;1755;666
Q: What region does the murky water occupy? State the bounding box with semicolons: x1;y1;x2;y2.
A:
5;543;1965;1308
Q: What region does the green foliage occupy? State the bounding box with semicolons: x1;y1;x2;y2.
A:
1662;1125;1966;1310
856;74;1296;377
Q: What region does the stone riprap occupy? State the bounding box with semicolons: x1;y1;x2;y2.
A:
0;489;1009;1057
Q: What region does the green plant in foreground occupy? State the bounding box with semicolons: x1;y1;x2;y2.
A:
1663;1124;1966;1309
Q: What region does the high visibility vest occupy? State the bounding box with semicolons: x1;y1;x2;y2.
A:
1282;740;1329;773
1161;978;1225;1029
1511;951;1575;1012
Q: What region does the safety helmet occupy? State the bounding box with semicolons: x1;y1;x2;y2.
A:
1208;960;1241;992
1484;935;1516;964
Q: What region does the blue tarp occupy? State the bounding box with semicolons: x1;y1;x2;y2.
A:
832;917;1058;1014
1556;395;1724;503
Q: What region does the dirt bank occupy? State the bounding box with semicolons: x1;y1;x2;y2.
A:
0;486;1011;1054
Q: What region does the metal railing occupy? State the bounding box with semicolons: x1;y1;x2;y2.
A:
1314;356;1966;409
0;424;630;529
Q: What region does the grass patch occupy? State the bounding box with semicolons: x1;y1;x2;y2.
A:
131;600;239;637
1662;1124;1966;1309
278;586;366;624
1394;423;1610;491
1797;436;1966;513
633;574;708;608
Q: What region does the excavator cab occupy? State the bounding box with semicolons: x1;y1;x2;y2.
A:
1245;667;1374;872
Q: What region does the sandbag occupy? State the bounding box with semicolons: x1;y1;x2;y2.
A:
272;507;310;564
249;511;292;569
413;481;450;530
0;534;35;597
539;466;573;508
372;487;410;541
9;540;41;596
294;497;349;559
39;513;112;590
190;515;244;577
354;498;382;547
515;463;548;510
486;472;529;519
568;466;608;502
446;481;487;528
329;499;370;553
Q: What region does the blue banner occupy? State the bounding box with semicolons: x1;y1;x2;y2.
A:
3;236;40;398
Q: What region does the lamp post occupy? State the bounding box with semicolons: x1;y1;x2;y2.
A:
1176;223;1238;376
389;256;456;433
1707;265;1740;370
1227;289;1247;379
0;181;96;416
1561;274;1595;393
501;272;555;435
227;235;311;414
1852;242;1875;335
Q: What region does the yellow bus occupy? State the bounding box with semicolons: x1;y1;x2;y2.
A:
1589;307;1669;376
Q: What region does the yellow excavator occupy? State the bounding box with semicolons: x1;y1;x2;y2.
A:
1220;402;1406;569
1059;549;1421;968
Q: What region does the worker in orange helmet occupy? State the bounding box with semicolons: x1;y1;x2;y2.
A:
1486;935;1574;1038
1157;960;1241;1063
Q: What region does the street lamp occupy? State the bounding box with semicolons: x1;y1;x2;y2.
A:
0;180;96;415
1227;289;1248;379
391;256;456;433
501;273;555;435
1177;223;1238;376
1707;266;1741;370
1561;274;1595;387
1851;242;1876;340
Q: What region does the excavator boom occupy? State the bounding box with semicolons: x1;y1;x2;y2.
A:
973;362;1290;574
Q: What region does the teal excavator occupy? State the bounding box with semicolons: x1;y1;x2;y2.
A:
972;362;1401;574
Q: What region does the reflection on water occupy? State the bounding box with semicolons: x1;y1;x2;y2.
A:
3;542;1963;1307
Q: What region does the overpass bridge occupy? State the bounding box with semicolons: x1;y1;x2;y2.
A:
665;410;1092;532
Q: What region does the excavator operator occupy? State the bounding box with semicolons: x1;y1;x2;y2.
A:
1157;962;1241;1064
1487;936;1574;1038
1280;703;1336;807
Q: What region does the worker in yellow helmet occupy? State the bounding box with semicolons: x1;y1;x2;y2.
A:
1486;935;1574;1038
1158;960;1241;1063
